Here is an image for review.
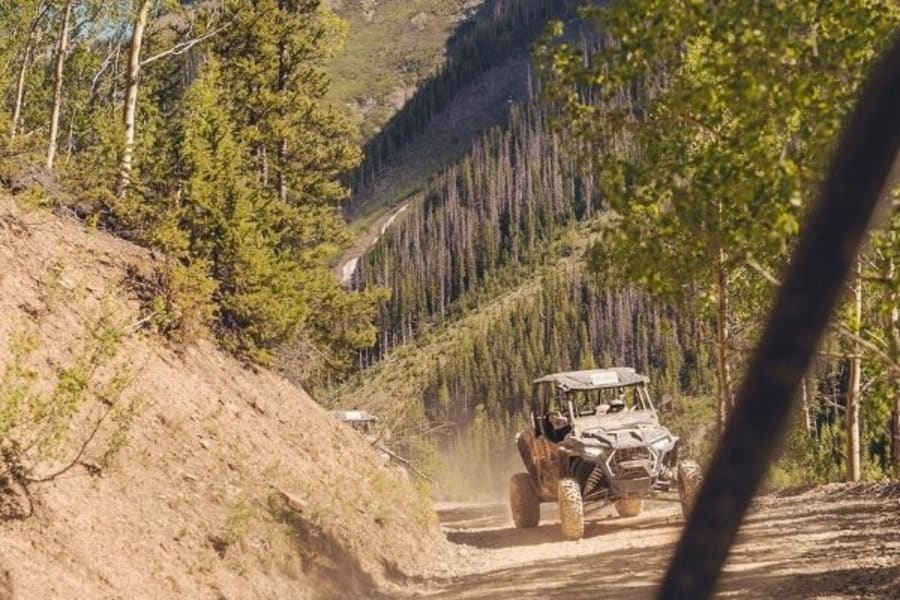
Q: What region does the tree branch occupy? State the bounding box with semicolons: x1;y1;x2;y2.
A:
26;403;114;484
746;257;900;373
89;34;124;100
139;24;229;67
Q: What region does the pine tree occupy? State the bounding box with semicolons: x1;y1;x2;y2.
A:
178;57;305;363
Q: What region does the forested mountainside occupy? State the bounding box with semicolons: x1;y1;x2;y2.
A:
6;0;900;597
345;0;578;219
355;100;603;358
408;269;713;426
340;84;724;491
339;0;900;492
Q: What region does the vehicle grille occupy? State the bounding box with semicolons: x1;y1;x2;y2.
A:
610;446;652;479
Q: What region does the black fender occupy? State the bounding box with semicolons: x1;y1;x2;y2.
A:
516;432;538;479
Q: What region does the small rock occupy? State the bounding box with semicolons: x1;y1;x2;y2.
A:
410;11;429;30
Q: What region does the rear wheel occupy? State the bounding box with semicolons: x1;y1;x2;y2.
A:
614;498;643;517
557;478;584;540
509;473;540;528
677;460;703;519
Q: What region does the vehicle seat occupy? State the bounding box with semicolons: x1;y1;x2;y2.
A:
609;399;626;413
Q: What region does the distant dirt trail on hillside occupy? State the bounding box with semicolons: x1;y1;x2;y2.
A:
338;198;414;284
415;484;900;599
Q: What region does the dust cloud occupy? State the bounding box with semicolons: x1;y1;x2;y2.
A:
432;419;525;503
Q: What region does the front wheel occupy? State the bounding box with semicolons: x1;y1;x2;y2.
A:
557;478;584;540
509;473;540;528
677;460;703;519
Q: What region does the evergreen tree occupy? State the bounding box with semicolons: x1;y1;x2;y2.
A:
0;1;382;381
178;58;303;362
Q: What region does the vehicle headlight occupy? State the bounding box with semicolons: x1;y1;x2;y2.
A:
650;435;672;451
583;445;605;458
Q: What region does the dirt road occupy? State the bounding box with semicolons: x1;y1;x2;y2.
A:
337;199;413;285
416;484;900;599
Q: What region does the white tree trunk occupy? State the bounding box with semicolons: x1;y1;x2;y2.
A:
846;258;863;482
46;0;73;171
10;7;46;137
117;0;152;197
714;251;732;435
11;45;32;137
885;240;900;478
801;377;813;433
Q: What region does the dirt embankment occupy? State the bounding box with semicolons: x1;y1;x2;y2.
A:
0;196;450;599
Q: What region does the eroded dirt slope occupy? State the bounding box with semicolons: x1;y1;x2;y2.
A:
0;196;449;599
420;484;900;599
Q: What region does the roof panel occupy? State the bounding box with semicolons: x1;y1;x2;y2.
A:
532;368;649;390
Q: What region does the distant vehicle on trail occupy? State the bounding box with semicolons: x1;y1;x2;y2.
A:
510;368;702;540
331;409;431;482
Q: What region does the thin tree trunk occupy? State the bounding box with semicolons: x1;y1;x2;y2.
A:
11;43;33;137
890;299;900;477
117;0;152;197
46;0;74;171
278;139;288;203
885;241;900;478
109;39;122;109
714;250;732;435
846;258;863;482
260;146;269;186
801;376;813;434
9;2;50;137
10;9;46;137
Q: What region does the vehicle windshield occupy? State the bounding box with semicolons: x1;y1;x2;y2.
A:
535;384;653;415
568;384;652;417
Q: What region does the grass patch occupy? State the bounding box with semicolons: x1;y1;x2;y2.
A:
326;0;474;139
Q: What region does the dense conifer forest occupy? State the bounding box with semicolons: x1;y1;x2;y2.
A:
4;0;900;489
356;100;602;357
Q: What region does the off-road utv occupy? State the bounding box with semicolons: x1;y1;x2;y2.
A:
331;410;429;482
510;368;702;540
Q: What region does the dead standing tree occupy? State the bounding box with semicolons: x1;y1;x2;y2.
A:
115;1;228;197
46;0;74;171
116;0;152;198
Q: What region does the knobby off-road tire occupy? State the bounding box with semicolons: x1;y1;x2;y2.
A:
614;498;644;517
509;473;540;528
677;460;703;519
557;477;584;540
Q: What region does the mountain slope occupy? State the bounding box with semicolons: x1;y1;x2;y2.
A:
343;0;578;222
326;0;485;140
0;195;447;599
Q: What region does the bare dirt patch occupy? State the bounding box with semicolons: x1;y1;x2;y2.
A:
417;485;900;599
